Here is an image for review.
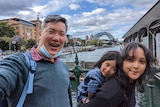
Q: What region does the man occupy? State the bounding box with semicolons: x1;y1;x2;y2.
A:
0;15;72;107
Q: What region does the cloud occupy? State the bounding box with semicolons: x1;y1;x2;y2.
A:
69;4;80;10
0;0;159;40
0;0;33;16
82;8;106;17
18;11;31;15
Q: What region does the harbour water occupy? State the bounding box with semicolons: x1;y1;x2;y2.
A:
61;45;160;107
61;46;121;62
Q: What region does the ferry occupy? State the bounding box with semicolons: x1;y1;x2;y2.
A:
86;45;96;51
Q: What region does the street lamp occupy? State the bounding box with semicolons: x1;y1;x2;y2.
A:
12;40;16;51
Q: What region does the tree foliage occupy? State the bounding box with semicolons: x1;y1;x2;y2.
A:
0;22;15;37
0;37;12;43
16;37;27;51
26;39;37;49
0;37;12;50
68;38;74;46
88;39;103;46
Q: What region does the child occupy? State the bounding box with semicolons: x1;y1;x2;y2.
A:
77;50;121;104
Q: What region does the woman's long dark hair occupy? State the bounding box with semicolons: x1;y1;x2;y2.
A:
119;42;157;93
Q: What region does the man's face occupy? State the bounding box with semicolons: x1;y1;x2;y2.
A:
38;22;67;56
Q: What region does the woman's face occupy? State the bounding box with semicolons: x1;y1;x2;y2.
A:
100;60;116;77
122;47;147;83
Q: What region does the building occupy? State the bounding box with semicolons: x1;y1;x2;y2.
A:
122;0;160;63
0;18;41;41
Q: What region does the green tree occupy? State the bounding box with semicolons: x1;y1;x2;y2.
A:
17;38;27;51
68;38;74;46
81;40;86;46
26;39;37;49
0;22;15;37
0;37;12;50
88;39;103;46
0;23;15;50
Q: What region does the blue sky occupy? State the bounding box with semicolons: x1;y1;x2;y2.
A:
0;0;159;41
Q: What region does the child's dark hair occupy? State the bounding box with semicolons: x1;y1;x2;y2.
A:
119;42;158;92
94;51;121;75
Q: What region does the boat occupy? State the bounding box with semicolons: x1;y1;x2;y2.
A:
86;45;96;51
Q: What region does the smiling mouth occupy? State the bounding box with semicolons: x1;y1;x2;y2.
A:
49;43;60;50
50;43;59;47
131;71;139;75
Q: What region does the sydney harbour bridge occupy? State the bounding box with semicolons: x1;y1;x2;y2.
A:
93;31;116;45
93;32;115;40
67;31;117;46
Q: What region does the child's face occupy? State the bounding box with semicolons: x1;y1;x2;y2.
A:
122;47;147;83
100;60;116;77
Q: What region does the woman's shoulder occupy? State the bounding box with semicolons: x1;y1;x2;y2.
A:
99;76;123;92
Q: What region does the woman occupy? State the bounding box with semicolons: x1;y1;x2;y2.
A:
81;42;157;107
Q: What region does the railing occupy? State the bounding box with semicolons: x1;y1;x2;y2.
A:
69;52;89;92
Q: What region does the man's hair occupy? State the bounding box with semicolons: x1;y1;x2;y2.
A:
41;15;68;31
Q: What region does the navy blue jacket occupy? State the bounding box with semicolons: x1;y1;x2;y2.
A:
78;67;105;95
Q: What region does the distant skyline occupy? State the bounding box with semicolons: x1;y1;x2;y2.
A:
0;0;159;40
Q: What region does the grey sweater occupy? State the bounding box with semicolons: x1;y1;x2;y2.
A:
0;52;71;107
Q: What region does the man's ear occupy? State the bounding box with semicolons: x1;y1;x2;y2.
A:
37;36;41;44
65;36;68;44
39;30;42;37
65;34;69;43
64;35;68;47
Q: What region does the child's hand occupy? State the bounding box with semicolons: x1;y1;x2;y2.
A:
85;99;90;103
82;97;86;103
82;98;90;103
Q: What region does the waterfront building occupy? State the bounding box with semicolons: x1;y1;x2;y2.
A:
0;17;41;41
122;0;160;64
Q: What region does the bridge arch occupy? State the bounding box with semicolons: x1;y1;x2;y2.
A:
94;32;115;41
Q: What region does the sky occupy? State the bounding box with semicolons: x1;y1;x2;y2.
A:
0;0;159;41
